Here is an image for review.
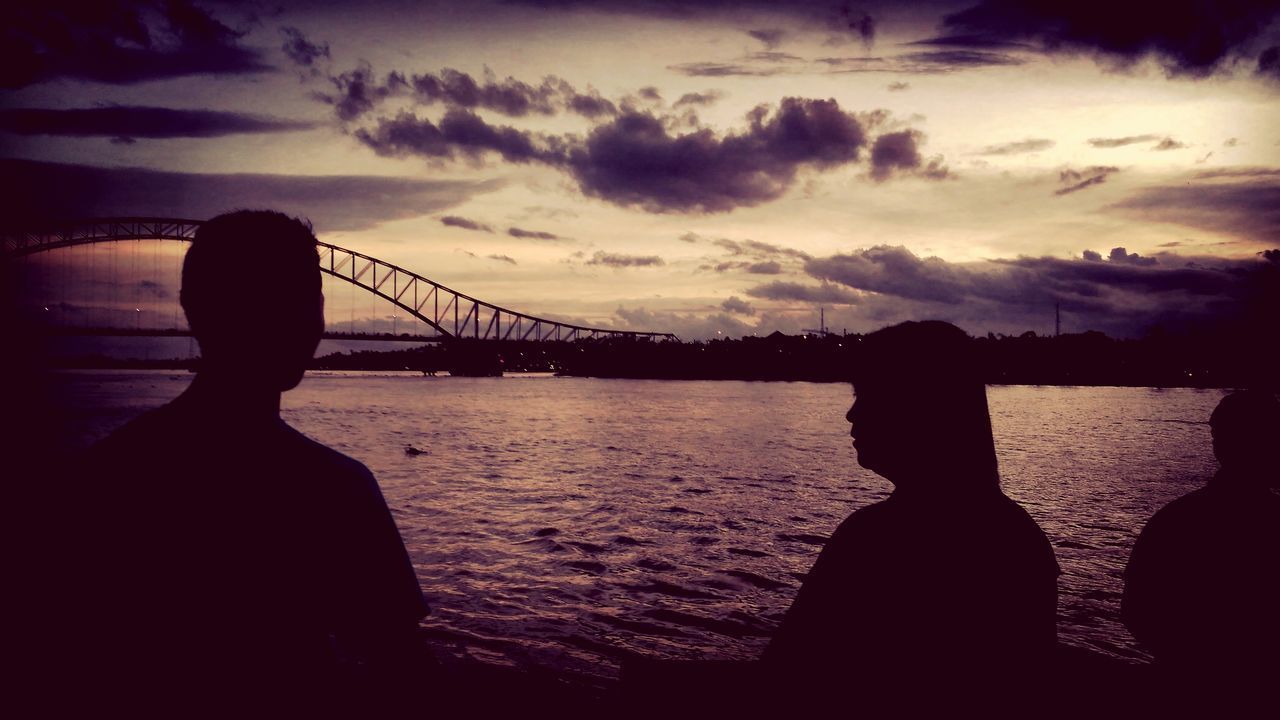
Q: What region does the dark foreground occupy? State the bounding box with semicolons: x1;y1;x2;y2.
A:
373;641;1244;716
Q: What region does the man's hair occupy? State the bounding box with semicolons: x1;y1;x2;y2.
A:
180;210;320;333
854;320;999;485
1210;390;1280;442
855;320;980;387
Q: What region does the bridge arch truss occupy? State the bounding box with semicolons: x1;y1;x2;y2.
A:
2;217;678;342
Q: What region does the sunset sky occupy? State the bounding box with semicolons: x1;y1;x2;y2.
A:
4;0;1279;339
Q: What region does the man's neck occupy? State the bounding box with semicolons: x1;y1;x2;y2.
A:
1210;466;1274;495
181;371;283;422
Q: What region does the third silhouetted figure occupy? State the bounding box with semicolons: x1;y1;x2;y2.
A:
1123;390;1280;684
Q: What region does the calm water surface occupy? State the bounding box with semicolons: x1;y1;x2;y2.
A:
55;371;1226;681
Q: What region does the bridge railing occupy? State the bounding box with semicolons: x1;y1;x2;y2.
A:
2;217;203;256
2;217;679;343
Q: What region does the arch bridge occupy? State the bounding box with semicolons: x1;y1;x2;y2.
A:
2;217;678;342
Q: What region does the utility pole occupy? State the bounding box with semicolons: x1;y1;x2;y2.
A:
1055;302;1061;338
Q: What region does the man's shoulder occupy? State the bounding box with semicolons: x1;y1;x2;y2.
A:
993;493;1053;535
82;402;183;462
828;497;898;542
280;426;379;490
1144;487;1215;530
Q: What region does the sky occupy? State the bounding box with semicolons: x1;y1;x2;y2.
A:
3;0;1279;340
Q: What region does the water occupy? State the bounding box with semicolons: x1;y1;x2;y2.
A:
52;371;1226;680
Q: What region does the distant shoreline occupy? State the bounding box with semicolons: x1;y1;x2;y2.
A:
39;327;1271;390
48;365;1243;390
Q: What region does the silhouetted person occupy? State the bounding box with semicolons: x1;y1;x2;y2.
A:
1122;390;1280;685
763;321;1059;706
64;211;429;713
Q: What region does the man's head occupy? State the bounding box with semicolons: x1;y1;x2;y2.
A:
180;211;323;391
847;321;999;489
1210;390;1280;485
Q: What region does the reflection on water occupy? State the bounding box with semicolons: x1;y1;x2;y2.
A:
55;371;1225;680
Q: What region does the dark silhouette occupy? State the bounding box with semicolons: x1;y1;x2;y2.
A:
763;321;1059;703
1122;390;1280;682
62;211;429;712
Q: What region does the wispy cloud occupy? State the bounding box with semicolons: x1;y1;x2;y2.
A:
587;251;665;267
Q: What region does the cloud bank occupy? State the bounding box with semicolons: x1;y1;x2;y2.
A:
1;159;501;232
3;0;271;88
0;107;315;141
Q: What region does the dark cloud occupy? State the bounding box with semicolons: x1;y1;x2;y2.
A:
351;94;928;213
488;254;517;265
280;26;330;71
1;158;501;232
1087;134;1161;148
748;28;786;49
440;216;494;232
887;81;911;91
978;138;1055;155
317;64;618;121
819;49;1026;74
637;86;663;101
708;236;812;260
796;243;1277;337
566;90;619;118
408;68;561;117
852;11;877;48
721;296;756;315
1153;137;1188;151
807;246;974;304
587;251;665;267
746;261;784;274
746;281;863;305
0;106;315;141
1055;165;1120;195
613;305;758;340
1106;247;1158;266
1107;175;1280;241
870;130;949;181
354;108;562;164
748;51;806;62
668;62;788;77
2;0;271;88
566;98;872;212
510;1;881;44
508;227;563;240
318;63;408;123
1260;46;1280;79
907;34;1034;50
942;0;1280;77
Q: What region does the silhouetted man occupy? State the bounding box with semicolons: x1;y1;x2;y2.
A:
66;211;429;712
1122;390;1280;683
763;321;1059;705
